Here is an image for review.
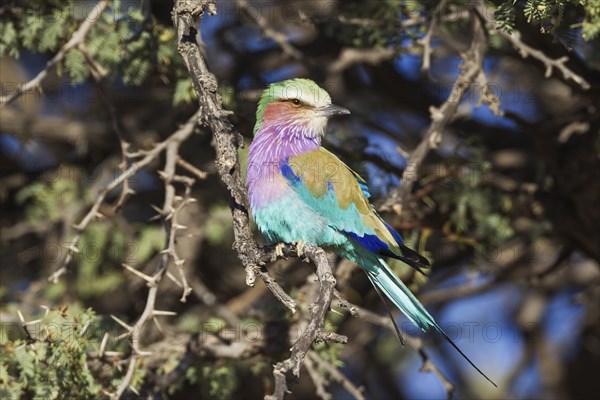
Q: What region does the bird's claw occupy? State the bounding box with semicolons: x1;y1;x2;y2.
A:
295;240;305;257
274;243;285;258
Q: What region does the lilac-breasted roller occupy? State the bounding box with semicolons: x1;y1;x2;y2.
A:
246;78;496;386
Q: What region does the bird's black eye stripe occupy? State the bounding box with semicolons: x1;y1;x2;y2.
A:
280;98;303;106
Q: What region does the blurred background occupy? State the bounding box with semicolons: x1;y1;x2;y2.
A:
1;0;599;399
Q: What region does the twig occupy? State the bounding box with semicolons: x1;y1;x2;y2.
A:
418;0;449;73
307;350;365;400
328;47;400;74
557;121;590;143
0;1;110;107
177;156;208;180
266;245;344;400
78;42;108;79
85;52;135;212
304;353;332;400
236;0;303;61
380;3;488;214
498;30;590;90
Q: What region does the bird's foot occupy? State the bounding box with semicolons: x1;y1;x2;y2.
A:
274;243;285;258
295;240;305;257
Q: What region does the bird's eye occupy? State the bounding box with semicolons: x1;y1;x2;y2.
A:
291;99;301;106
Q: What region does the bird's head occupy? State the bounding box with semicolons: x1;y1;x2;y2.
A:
253;78;350;137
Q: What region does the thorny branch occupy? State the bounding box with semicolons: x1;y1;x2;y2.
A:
0;1;110;107
47;111;201;283
21;108;201;398
111;133;197;398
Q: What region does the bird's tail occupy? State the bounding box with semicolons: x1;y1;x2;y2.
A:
366;259;497;387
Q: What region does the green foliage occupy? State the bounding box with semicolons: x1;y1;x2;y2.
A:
64;48;90;83
173;78;197;106
579;0;600;39
0;308;102;399
494;2;517;33
85;3;153;86
204;204;234;245
325;1;405;47
17;1;71;54
164;360;240;399
198;363;239;399
15;176;78;222
135;226;164;263
312;341;345;369
0;0;192;104
0;20;19;58
494;0;600;40
432;153;515;256
522;0;566;26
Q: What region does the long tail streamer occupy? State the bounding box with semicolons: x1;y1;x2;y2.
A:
367;259;498;387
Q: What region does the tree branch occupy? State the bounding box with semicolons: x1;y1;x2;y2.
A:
266;245;345;400
0;0;110;107
498;30;590;90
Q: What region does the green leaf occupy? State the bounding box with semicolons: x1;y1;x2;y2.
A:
64;48;90;83
0;21;20;58
173;78;196;106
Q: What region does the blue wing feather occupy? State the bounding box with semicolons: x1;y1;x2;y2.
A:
383;221;404;245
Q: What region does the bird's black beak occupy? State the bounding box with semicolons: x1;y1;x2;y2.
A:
319;104;351;117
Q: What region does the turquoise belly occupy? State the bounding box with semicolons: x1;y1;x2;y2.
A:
252;193;347;247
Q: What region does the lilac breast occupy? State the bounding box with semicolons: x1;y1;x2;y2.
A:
246;122;320;208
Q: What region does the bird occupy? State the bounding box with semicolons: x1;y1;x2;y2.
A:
246;78;496;387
